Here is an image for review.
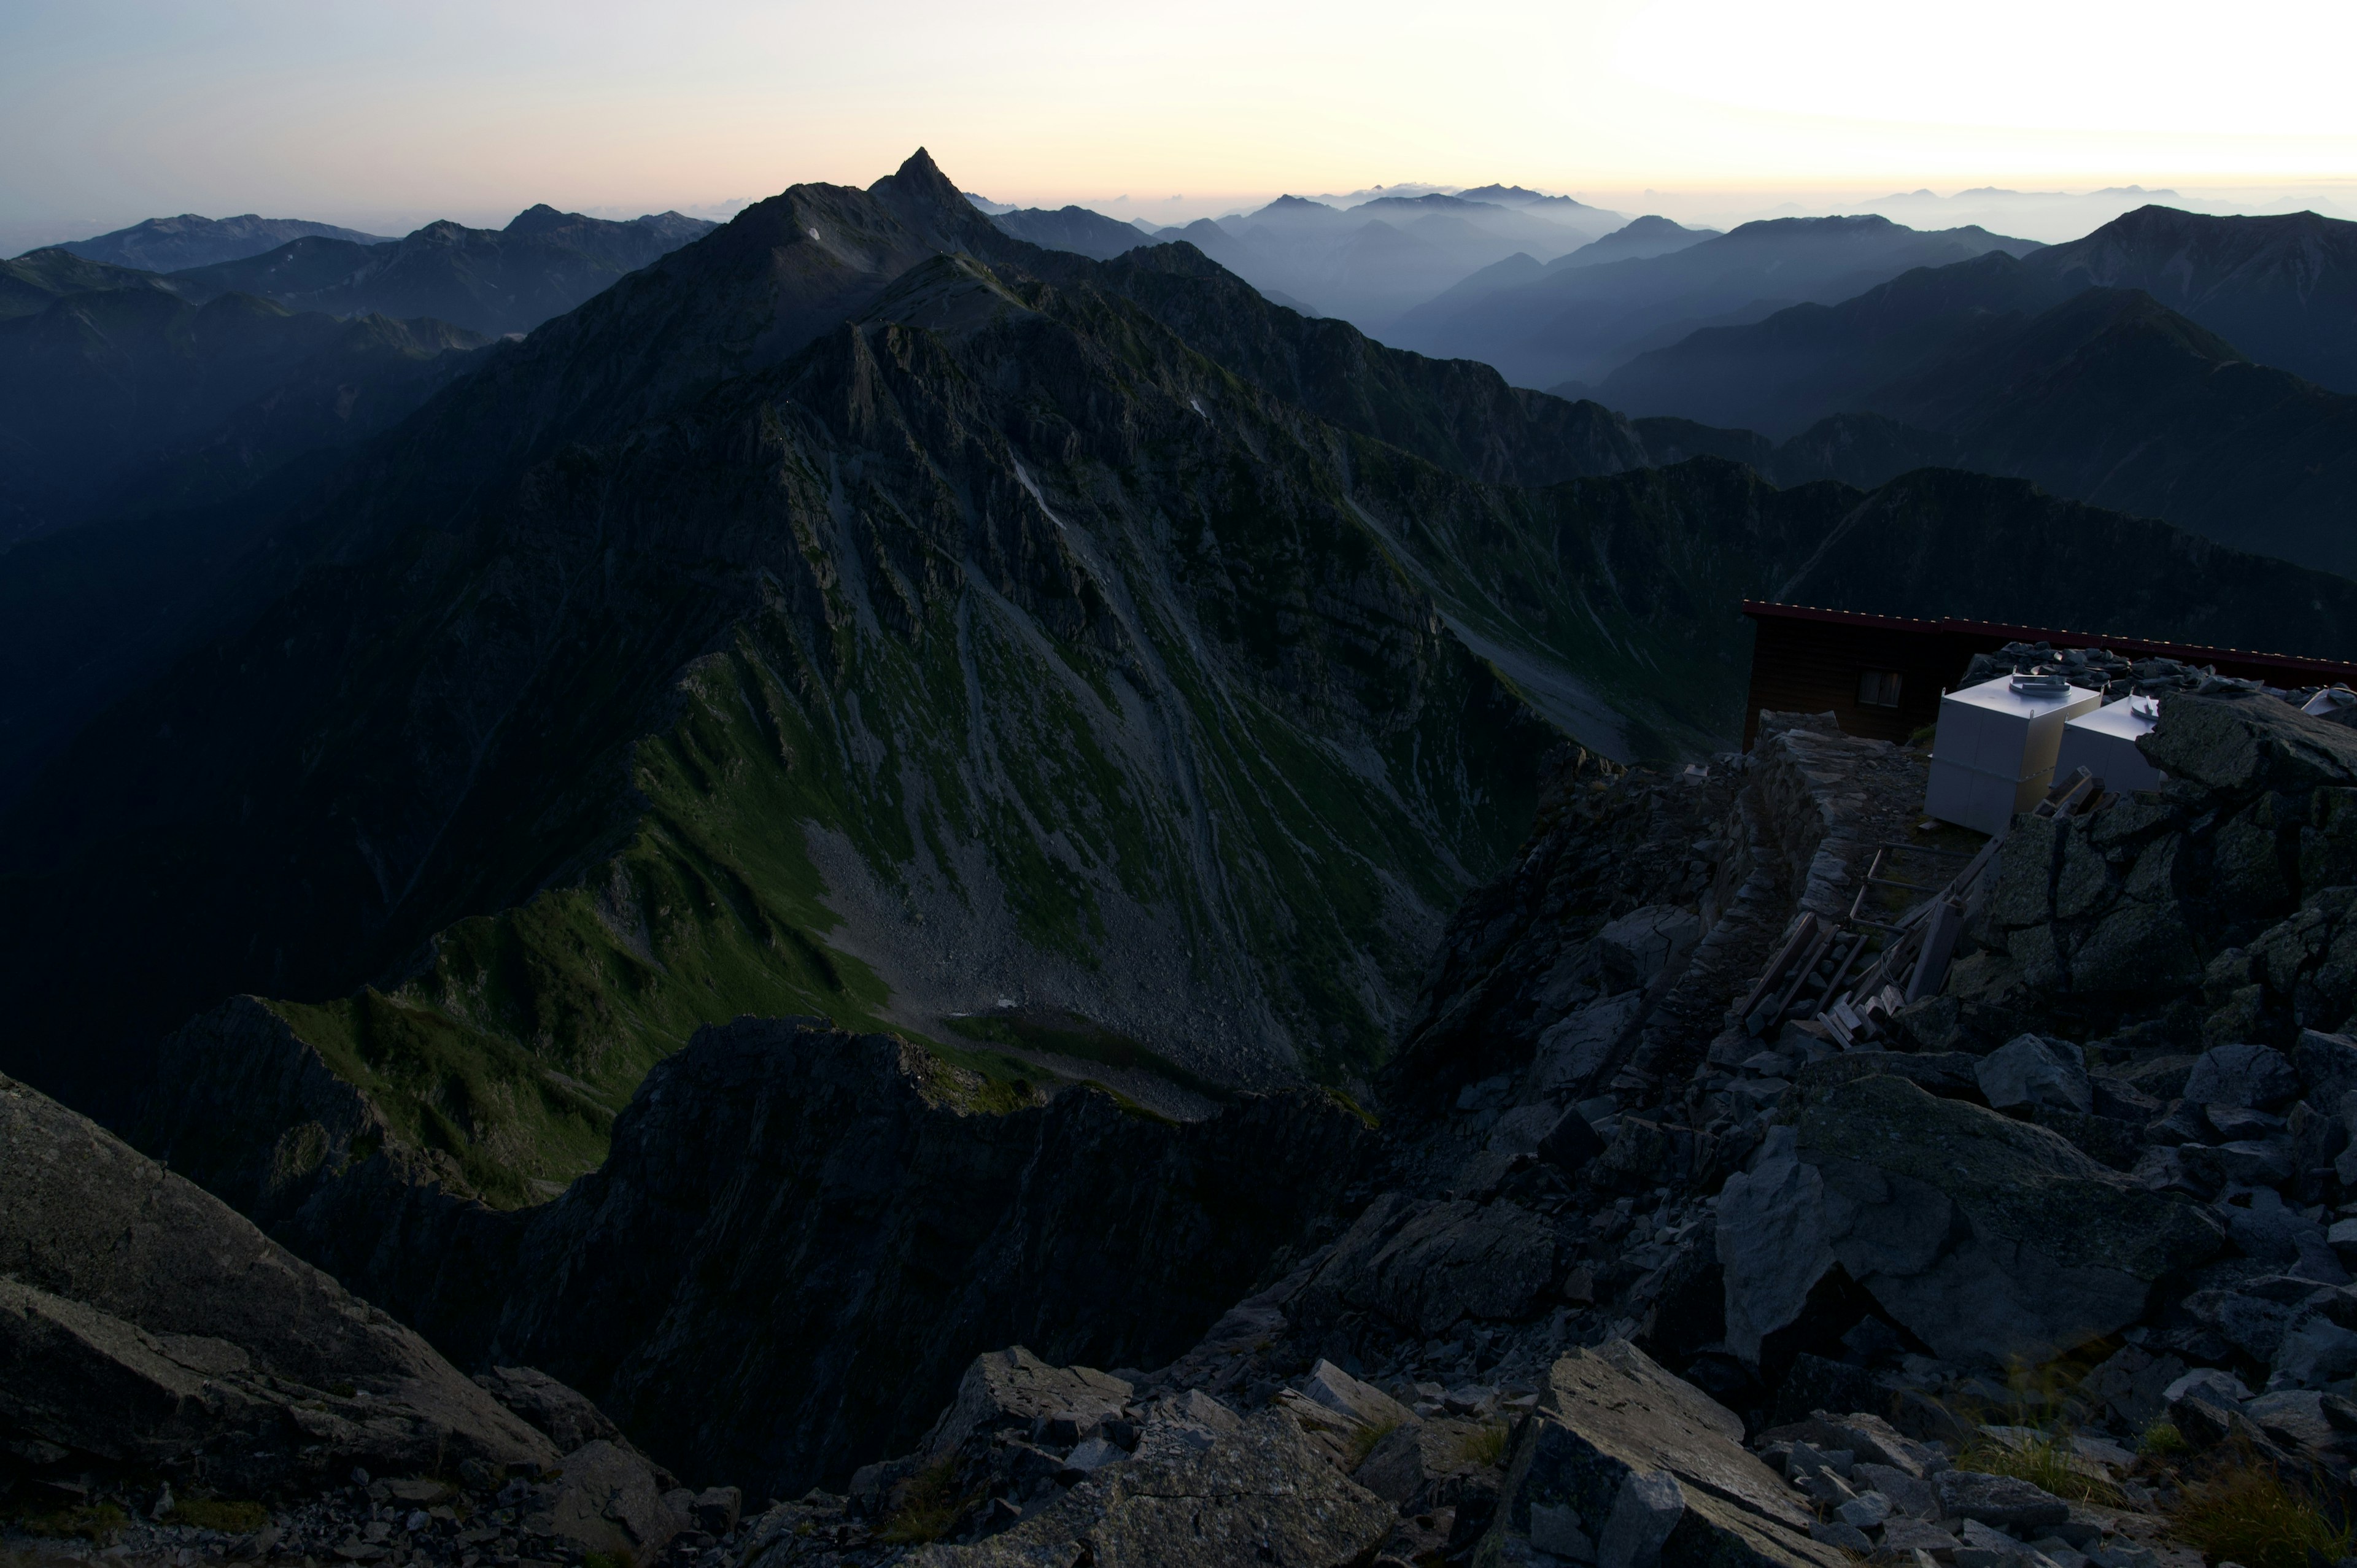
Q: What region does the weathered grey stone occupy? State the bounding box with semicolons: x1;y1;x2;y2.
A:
2221;1189;2347;1281
1595;906;1702;994
473;1365;621;1454
920;1347;1132;1459
2296;1029;2357;1110
527;1439;684;1558
1716;1150;1834;1363
1794;1076;2225;1367
2272;1313;2357;1390
2138;692;2357;796
909;1407;1391;1568
2069;898;2203;994
1489;1342;1845;1568
1854;1464;1937;1520
1976;1035;2092;1114
1538;1104;1608;1173
1299;1192;1557;1337
1532;994;1647;1101
1597;1469;1684;1568
1934;1470;2070;1530
2184;1043;2301;1110
0;1073;558;1491
2077;1345;2186;1431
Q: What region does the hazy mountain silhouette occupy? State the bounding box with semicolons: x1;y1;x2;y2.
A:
984;204;1149;260
53;213;393;272
1143;190;1620;329
165;205;716;336
1389;213;2042;388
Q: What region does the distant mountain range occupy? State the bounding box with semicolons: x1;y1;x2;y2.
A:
1128;190;1623;328
6;204;714;342
1388;213;2045;389
163;204;715;336
1589;205;2357;576
10;154;2356;1157
54;212;395;272
985;205;1150;261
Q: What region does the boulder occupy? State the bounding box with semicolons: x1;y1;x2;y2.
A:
2298;1030;2357;1111
0;1073;559;1491
919;1347;1132;1459
522;1439;684;1557
1724;1075;2225;1367
1486;1341;1846;1567
1531;994;1647;1102
1296;1192;1557;1337
1976;1035;2092;1114
474;1365;623;1454
1933;1470;2069;1531
2137;692;2357;797
907;1407;1391;1568
1595;906;1701;994
2183;1043;2301;1110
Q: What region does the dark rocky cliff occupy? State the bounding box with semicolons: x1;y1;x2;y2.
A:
144;1016;1379;1496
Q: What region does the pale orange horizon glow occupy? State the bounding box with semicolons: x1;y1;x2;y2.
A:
5;0;2351;245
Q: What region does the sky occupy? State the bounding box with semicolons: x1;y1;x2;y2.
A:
4;0;2354;248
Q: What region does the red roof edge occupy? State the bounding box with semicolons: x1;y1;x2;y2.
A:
1740;600;2357;681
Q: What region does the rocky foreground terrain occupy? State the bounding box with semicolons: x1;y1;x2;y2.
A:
17;687;2357;1567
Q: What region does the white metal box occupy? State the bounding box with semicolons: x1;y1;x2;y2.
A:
2056;696;2164;794
1925;675;2102;835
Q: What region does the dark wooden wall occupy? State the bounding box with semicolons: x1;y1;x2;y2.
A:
1741;617;1978;746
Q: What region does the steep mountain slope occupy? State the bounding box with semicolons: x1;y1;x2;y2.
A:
0;153;1564;1151
1388;214;2043;389
987;205;1151;260
0;247;187;319
1553;214;1721;269
1599;205;2357;434
2037;204;2357;391
167;205;718;336
0;287;485;539
56;212;392;272
1602;261;2357;576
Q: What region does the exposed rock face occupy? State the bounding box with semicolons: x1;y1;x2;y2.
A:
0;1072;557;1491
1719;1074;2225;1366
1485;1340;1844;1567
277;1019;1375;1498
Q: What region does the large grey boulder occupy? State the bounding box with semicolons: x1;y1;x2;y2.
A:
474;1364;624;1453
906;1407;1391;1568
1722;1075;2224;1367
1295;1191;1558;1337
2184;1043;2301;1110
517;1439;685;1558
1484;1341;1846;1567
2139;693;2357;796
0;1073;559;1489
1595;905;1701;994
1976;1034;2091;1114
919;1346;1132;1459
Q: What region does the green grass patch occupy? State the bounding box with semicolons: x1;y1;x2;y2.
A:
168;1498;270;1533
2173;1461;2350;1568
876;1461;972;1545
1955;1431;2123;1508
1456;1421;1511;1470
14;1503;128;1543
944;1008;1229;1102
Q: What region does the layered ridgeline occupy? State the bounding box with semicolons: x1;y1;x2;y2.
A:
1597;207;2357;576
11;152;2357;1216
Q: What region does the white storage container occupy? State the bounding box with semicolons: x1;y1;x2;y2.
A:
1925;674;2102;835
2056;696;2164;794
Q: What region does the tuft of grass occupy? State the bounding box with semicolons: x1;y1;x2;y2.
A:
1955;1431;2123;1507
1457;1421;1511;1470
169;1498;270;1533
15;1504;129;1544
2173;1462;2350;1568
876;1461;970;1545
1344;1418;1403;1470
581;1551;635;1568
2140;1421;2189;1457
